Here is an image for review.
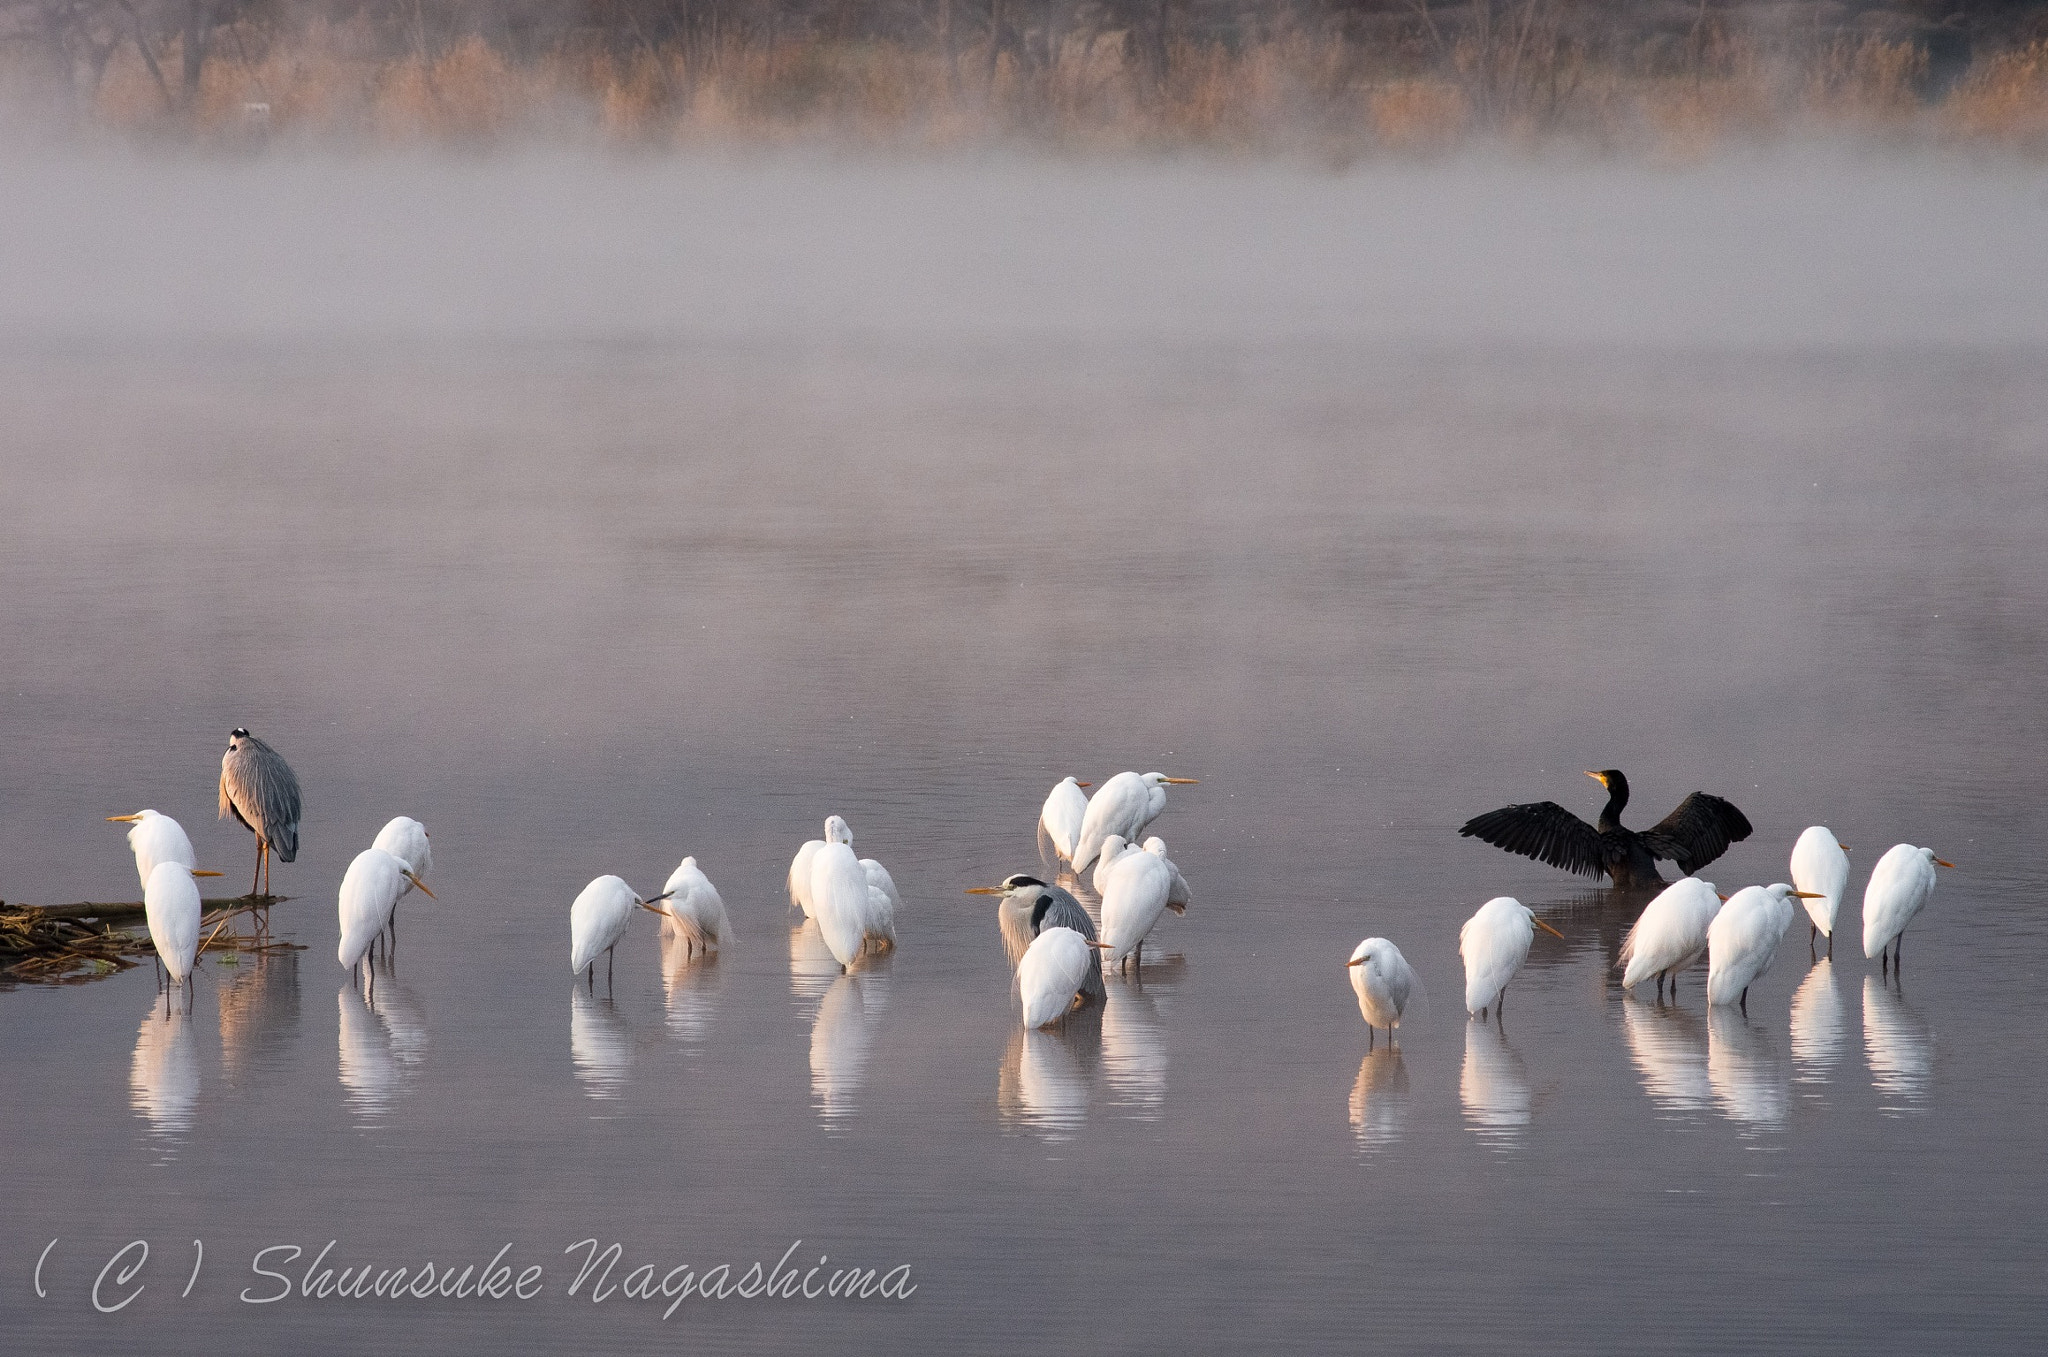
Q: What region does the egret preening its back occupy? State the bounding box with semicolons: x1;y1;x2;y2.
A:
1862;845;1953;972
809;825;873;969
570;874;667;987
1039;777;1090;861
1459;769;1752;890
1346;938;1417;1046
219;727;303;897
108;810;197;891
860;857;901;951
1090;834;1139;895
1018;927;1095;1027
1790;827;1851;951
1706;884;1820;1010
1618;877;1723;997
338;848;435;972
1459;897;1563;1018
1071;771;1197;872
659;856;734;955
373;816;432;893
1098;845;1174;969
1143;837;1192;910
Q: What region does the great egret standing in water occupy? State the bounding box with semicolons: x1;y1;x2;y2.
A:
108;809;198;891
1617;877;1723;998
1862;845;1953;974
1039;777;1090;861
656;856;734;956
809;820;872;969
371;815;432;942
1459;897;1563;1019
1098;845;1174;970
144;861;221;1014
570;875;668;989
338;848;435;976
1090;834;1138;895
219;727;302;897
1346;938;1417;1047
1459;769;1752;889
1071;771;1197;872
1706;884;1821;1011
1142;837;1192;908
1790;827;1850;955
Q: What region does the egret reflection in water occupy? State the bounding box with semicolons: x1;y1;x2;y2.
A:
569;986;630;1101
998;1012;1100;1141
1620;997;1710;1115
1706;1006;1788;1129
1460;1019;1531;1149
1863;976;1934;1114
218;951;301;1082
789;919;844;1002
1348;1048;1410;1152
660;923;723;1045
337;979;427;1121
130;998;199;1139
1100;973;1169;1119
810;968;889;1127
1789;960;1846;1087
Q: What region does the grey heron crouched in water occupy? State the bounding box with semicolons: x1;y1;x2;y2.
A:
219;727;303;897
967;874;1105;1001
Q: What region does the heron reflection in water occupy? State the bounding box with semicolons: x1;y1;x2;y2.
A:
219;949;301;1082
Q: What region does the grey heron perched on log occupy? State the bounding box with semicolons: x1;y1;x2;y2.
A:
219;728;302;897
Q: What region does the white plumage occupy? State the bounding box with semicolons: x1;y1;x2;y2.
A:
339;848;422;970
809;833;872;969
1790;826;1850;940
1143;836;1192;908
1018;927;1094;1027
1039;777;1089;861
1617;877;1722;991
372;816;433;895
1459;896;1558;1016
660;855;734;953
1071;771;1195;872
1098;846;1173;968
569;874;640;977
1091;833;1138;894
1346;937;1416;1034
788;838;823;918
860;858;900;951
144;861;203;984
110;810;196;891
1706;883;1800;1007
1862;843;1950;963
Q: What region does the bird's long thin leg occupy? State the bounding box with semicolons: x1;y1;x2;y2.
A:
1740;986;1749;1015
607;945;615;994
251;838;263;897
1895;934;1904;972
1827;932;1834;961
1367;1025;1375;1052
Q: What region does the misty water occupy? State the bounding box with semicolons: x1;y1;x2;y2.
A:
3;150;2047;1354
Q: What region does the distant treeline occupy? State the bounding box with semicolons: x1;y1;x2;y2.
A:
5;0;2048;147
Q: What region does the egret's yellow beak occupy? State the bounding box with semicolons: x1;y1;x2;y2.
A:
405;874;437;900
1838;842;1851;850
1790;890;1825;899
1161;777;1200;785
1077;782;1092;788
1717;893;1730;902
1534;918;1565;939
1346;956;1365;967
106;814;141;823
191;870;224;878
638;900;667;914
965;886;1005;896
1934;858;1956;869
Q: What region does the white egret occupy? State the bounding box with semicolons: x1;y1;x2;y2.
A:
1071;771;1197;872
144;861;218;1013
1789;826;1850;954
860;857;901;952
569;874;666;988
808;820;873;969
788;835;823;918
1459;896;1563;1019
1098;844;1174;970
107;809;198;891
1142;837;1192;910
1039;777;1091;861
1345;938;1417;1047
1862;844;1953;973
657;856;734;956
1018;926;1096;1027
1706;883;1821;1010
372;815;432;944
1090;834;1139;895
338;848;435;976
1617;877;1723;997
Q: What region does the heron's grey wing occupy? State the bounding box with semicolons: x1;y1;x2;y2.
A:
1041;888;1096;941
1638;793;1752;875
247;738;304;861
1458;801;1605;879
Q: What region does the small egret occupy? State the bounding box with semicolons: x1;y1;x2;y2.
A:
107;809;198;891
1862;844;1953;973
655;856;734;956
860;856;901;952
1617;877;1723;997
1090;834;1142;895
1039;777;1091;861
1790;826;1851;954
1346;938;1417;1048
968;876;1103;995
1098;845;1174;970
144;861;219;1013
809;821;873;969
219;727;302;897
1459;896;1563;1019
1142;837;1192;910
1706;884;1821;1010
1460;769;1752;889
1071;771;1197;872
570;874;667;989
1018;927;1096;1027
338;848;435;975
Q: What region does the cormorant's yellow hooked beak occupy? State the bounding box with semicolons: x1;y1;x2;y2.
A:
191;870;224;877
106;814;141;822
1584;771;1607;786
1534;918;1566;939
406;873;437;900
965;886;1005;896
1790;890;1825;899
1161;777;1200;785
1934;858;1956;869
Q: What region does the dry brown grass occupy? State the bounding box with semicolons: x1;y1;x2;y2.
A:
20;26;2048;155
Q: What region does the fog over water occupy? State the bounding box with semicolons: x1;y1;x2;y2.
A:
3;150;2047;1354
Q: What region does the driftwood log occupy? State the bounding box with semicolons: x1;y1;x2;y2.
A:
0;896;301;984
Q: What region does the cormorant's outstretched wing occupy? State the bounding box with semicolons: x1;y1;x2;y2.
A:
1459;802;1606;879
1639;793;1752;875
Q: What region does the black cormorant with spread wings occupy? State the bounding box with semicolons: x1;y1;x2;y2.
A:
1459;769;1752;890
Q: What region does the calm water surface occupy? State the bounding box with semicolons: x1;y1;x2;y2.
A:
3;152;2047;1354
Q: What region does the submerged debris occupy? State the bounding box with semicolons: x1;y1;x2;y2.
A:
0;898;302;985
